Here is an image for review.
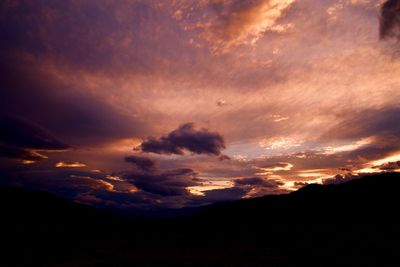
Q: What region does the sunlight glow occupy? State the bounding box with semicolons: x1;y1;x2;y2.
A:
56;161;86;168
187;180;234;196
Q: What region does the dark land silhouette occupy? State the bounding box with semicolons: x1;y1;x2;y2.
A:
1;172;399;266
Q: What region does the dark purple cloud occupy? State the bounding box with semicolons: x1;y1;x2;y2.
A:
322;107;400;141
0;1;161;147
0;116;68;150
376;161;400;171
140;123;226;156
0;166;111;197
0;116;69;162
0;144;46;161
0;55;146;147
124;168;199;196
189;187;248;206
322;173;359;185
124;155;156;172
234;177;284;187
232;176;287;197
380;0;400;39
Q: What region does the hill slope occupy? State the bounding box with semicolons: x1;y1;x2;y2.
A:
1;172;399;266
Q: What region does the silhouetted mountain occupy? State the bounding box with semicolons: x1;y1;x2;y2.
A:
1;172;399;266
197;172;400;224
1;187;106;225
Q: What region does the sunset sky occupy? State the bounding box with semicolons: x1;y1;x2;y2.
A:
1;0;400;209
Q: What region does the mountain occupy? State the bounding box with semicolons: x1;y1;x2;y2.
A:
197;172;400;224
1;172;399;267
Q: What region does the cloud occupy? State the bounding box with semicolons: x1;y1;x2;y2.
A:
234;176;283;187
124;168;199;196
375;161;400;171
0;0;183;74
0;58;146;148
1;0;400;209
380;0;400;39
293;181;309;188
0;116;69;150
124;155;156;171
319;107;400;163
140;123;226;156
55;161;86;168
188;176;287;206
177;0;295;53
0;143;47;161
322;173;359;185
219;155;231;161
192;187;248;205
0;116;69;162
233;176;286;197
258;162;293;170
0;167;116;196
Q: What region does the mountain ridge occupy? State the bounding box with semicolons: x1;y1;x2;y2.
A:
1;172;399;266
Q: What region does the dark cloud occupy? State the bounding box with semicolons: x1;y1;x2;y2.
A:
0;116;68;150
0;163;161;209
74;190;160;209
0;54;145;147
0;0;157;147
322;174;359;185
234;177;283;187
320;107;400;161
0;167;113;197
233;176;286;197
124;168;199;196
140;137;182;155
124;155;156;172
0;116;69;162
140;123;226;156
0;144;47;161
187;176;288;207
380;0;400;39
376;161;400;171
191;187;248;205
219;155;231;161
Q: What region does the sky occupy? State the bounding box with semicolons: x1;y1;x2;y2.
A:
1;0;400;210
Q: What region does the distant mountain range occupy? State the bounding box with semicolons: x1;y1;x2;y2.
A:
1;172;399;266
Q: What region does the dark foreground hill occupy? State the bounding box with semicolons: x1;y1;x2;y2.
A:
1;172;400;267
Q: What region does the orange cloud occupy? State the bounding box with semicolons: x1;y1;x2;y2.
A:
177;0;295;53
56;161;86;168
